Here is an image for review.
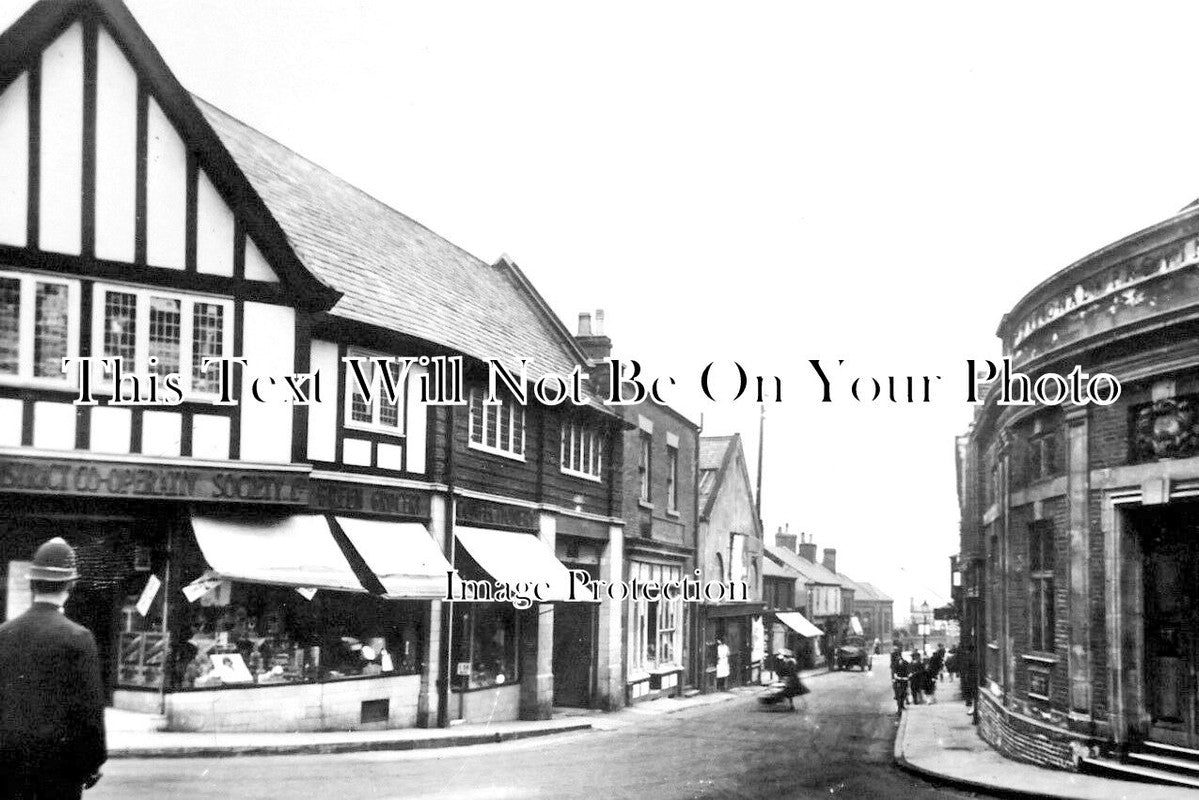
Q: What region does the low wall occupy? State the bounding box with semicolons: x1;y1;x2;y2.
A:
163;673;421;733
456;684;520;724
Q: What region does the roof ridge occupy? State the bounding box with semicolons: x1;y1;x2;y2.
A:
192;94;496;273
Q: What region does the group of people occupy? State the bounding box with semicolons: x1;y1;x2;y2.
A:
889;643;949;711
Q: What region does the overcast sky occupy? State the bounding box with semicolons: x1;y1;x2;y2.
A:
8;0;1199;622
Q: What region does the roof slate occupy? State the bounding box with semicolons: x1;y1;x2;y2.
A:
765;545;842;586
196;98;588;389
698;436;733;471
854;581;893;603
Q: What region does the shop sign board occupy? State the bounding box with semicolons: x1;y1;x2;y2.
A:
0;454;308;505
456;497;538;532
308;480;430;519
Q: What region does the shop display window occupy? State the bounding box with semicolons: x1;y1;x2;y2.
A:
170;582;424;690
628;560;683;673
452;603;519;690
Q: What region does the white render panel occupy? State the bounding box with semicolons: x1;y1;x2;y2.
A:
0;73;29;247
145;97;185;269
0;398;21;446
405;363;427;474
192;414;231;460
342;438;371;466
196;170;234;276
94;27;137;263
244;237;278;282
141;410;182;457
376;442;404;471
32;402;75;450
38;23;83;256
89;407;132;454
239;301;294;463
306;339;338;462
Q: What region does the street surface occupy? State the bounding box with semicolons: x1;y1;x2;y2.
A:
92;656;975;800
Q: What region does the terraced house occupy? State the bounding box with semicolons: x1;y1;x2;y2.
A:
0;0;624;732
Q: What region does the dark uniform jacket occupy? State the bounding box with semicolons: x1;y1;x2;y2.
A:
0;602;107;780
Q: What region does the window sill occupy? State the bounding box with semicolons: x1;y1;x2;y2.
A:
560;467;602;483
639;500;654;511
666;509;680;518
345;421;406;439
1021;652;1058;665
1028;692;1050;702
468;441;526;462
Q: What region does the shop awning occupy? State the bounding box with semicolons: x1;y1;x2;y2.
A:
850;615;864;636
776;611;823;638
454;527;573;601
334;517;451;600
190;515;366;593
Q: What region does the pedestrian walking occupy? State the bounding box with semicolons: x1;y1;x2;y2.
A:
930;644;946;682
909;650;926;705
961;644;978;715
0;537;107;799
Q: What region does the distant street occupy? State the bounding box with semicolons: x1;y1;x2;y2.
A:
92;656;974;800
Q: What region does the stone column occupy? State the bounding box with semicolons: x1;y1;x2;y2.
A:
521;512;556;720
1066;409;1091;716
594;523;625;710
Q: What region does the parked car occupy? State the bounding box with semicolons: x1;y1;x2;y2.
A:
834;636;870;671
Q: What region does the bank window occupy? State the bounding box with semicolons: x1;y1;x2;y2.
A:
0;270;79;387
452;603;519;690
344;350;406;436
666;445;679;512
169;581;424;691
93;284;233;399
561;420;603;480
628;561;683;673
468;387;525;459
639;433;652;503
1029;521;1055;653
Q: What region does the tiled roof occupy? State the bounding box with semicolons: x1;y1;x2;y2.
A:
698;436;734;471
854;581;892;603
765;545;841;586
196;98;589;391
698;469;719;512
763;556;800;579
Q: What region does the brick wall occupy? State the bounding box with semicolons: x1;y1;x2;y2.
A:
977;691;1076;771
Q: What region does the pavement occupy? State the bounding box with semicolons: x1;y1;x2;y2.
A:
105;666;833;759
894;688;1199;800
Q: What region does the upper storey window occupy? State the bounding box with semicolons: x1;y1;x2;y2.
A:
93;283;233;399
560;420;603;480
345;351;405;436
468;387;525;459
0;270;80;388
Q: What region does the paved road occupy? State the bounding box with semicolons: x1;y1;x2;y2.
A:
91;657;975;800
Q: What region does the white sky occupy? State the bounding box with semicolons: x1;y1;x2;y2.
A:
7;0;1199;623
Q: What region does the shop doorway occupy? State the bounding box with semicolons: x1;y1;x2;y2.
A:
552;601;595;708
1136;502;1199;748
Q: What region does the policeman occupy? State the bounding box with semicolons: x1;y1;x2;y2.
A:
0;537;106;799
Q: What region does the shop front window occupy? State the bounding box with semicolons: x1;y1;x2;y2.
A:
452;603;519;690
170;582;424;690
628;560;683;673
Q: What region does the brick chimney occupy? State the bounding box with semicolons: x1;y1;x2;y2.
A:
575;309;612;398
822;548;837;574
775;523;798;553
797;532;818;564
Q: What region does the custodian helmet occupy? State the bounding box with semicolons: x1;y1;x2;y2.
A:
29;537;79;582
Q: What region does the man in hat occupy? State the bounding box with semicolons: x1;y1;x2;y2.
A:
0;537;106;799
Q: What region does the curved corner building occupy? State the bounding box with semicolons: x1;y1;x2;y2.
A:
957;197;1199;779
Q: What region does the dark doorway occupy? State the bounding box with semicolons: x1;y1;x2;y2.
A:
1136;502;1199;747
552;601;595;708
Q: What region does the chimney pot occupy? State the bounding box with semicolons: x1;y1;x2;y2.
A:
595;309;605;336
578;312;593;337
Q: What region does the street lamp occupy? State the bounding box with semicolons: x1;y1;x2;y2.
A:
920;601;931;654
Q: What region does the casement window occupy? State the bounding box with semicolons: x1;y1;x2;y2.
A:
467;386;525;459
345;351;405;436
639;433;652;503
0;270;80;388
92;283;233;398
560;420;603;480
629;561;683;672
666;445;679;512
1029;521;1055;653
